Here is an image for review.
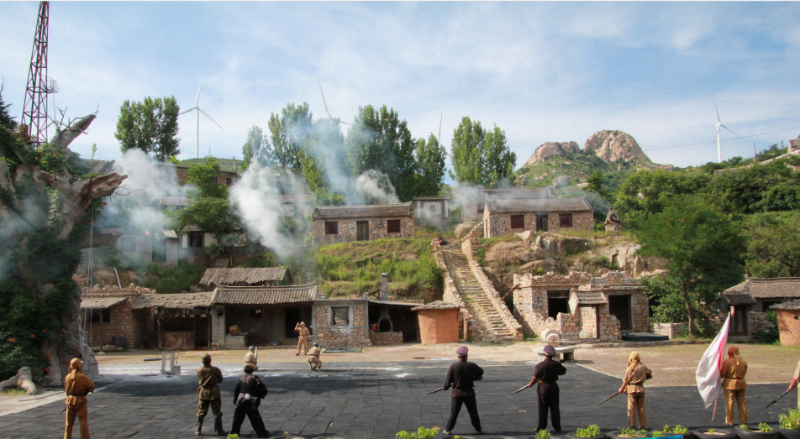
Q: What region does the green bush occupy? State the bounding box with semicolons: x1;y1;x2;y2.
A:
395;426;440;439
780;409;800;429
536;429;551;439
139;262;206;294
574;425;602;438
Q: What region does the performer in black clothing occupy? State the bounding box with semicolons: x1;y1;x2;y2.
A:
230;365;270;438
526;344;567;432
443;346;484;435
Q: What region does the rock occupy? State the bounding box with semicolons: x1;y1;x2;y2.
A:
515;230;533;243
552;176;569;188
454;222;478;239
0;366;38;395
519;251;532;263
584;130;651;163
576;183;589;188
532;247;544;258
574;261;584;271
524;141;580;166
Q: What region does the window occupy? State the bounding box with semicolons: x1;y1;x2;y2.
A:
429;204;437;212
510;215;525;229
89;308;110;324
226;178;233;186
559;214;573;228
249;308;263;319
332;307;349;325
121;237;136;252
387;219;401;233
189;232;204;248
325;221;339;235
477;203;484;214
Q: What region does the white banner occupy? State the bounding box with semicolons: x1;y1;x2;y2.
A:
696;314;731;408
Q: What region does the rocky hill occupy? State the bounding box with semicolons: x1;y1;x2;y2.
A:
584;130;651;163
524;141;580;166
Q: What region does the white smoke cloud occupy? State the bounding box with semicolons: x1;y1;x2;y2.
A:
352;170;400;205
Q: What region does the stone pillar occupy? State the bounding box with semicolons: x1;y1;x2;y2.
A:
381;273;388;301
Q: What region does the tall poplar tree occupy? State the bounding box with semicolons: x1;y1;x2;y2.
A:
114;96;180;161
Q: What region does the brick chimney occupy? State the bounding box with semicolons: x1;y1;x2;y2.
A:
380;273;388;301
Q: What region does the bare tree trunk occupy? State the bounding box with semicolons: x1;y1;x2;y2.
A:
682;286;694;336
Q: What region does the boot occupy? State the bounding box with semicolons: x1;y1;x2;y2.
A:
214;417;227;436
195;417;204;436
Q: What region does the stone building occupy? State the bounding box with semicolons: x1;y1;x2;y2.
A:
131;292;214;350
770;300;800;346
80;289;151;350
512;271;648;342
413;196;453;225
311;202;415;246
463;187;555;222
483;198;594;238
721;277;797;339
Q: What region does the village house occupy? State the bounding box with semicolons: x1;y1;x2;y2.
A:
482;198;594;238
512;271;648;342
154;162;240;187
463;187;555;221
722;277;795;339
199;267;292;290
311;202;415;246
412;196;453;226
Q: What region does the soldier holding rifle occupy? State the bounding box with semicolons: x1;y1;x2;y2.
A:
442;346;484;435
619;351;652;430
524;344;567;433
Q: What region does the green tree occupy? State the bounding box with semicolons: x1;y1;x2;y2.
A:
482;125;516;186
614;169;710;229
0;84;18;131
114;96;180;161
345;105;417;201
636;195;746;334
414;134;446;196
586;170;610;200
450;117;485;185
269;103;312;173
186;157;227;199
241;125;272;171
745;213;800;278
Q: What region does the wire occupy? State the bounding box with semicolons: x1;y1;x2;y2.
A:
643;125;800;152
392;4;800;108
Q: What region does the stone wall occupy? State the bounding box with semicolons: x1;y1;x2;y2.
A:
211;306;226;349
776;309;800;346
558;313;581;341
485;211;594;238
580;306;597;338
650;323;685;339
631;292;650;332
313;300;372;348
82;291;145;349
512;272;592;336
369;331;403;345
749;311;776;334
597;304;622;340
311;216;415;246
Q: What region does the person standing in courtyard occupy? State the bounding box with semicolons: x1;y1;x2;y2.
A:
721;345;748;426
307;342;323;371
196;353;227;436
526;344;567;433
244;346;258;371
786;357;800;409
63;357;94;439
295;322;309;356
230;365;270;438
443;346;483;435
619;351;652;430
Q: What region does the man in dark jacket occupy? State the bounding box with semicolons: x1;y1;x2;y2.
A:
230;365;270;437
196;353;226;436
443;346;483;435
526;345;567;432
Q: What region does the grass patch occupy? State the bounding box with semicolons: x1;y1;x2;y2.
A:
0;388;27;396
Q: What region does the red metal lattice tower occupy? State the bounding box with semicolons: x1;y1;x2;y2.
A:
21;1;50;148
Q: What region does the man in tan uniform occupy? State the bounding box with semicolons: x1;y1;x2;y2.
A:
720;345;748;426
786;359;800;409
244;346;258;371
618;351;652;429
196;353;227;436
295;322;309;356
64;358;94;439
308;342;323;371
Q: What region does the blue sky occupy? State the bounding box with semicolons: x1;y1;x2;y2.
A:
2;2;800;170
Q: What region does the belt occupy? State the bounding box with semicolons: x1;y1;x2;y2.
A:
539;380;556;384
68;393;88;397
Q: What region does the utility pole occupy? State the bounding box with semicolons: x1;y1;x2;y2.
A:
21;1;55;149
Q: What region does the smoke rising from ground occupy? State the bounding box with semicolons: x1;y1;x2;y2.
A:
352;170;400;205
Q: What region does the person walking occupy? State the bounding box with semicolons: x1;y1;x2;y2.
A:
295;322;309;356
721;345;748;426
618;351;652;429
786;358;800;409
230;365;270;438
196;353;227;436
307;342;323;371
525;345;567;433
63;358;94;439
443;346;483;435
244;346;258;371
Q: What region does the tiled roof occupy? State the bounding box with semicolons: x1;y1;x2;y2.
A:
200;267;287;286
131;292;213;310
211;284;318;305
80;297;127;309
413;196;451;201
574;291;607;305
486;198;592;213
771;300;800;310
411;300;460;310
368;299;423;307
484;187;555;199
723;292;756;306
724;278;800;298
312;202;413;220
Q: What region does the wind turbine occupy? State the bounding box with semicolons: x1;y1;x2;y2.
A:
317;81;350;126
180;69;223;158
713;97;739;163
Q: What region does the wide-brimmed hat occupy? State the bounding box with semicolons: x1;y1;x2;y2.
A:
543;345;556;355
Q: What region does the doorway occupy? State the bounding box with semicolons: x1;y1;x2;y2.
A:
608;295;632;331
547;291;570;319
536;215;549;232
285;307;301;338
356;221;369;241
731;306;748;335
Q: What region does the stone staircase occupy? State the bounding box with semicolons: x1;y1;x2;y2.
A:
443;249;515;341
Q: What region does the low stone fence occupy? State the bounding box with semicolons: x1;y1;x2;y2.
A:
651;322;685;339
369;331;403;345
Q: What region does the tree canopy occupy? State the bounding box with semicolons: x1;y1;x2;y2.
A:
745;212;800;278
414;134;447;196
0;85;18;131
241;125;273;171
114;96;180;161
269;103;312;173
450;117;515;187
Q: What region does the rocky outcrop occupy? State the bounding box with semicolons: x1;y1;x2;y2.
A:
584;130;650;163
525;141;580;166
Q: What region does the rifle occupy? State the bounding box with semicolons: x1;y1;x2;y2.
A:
766;388;792;408
597;390;623;406
511;384;531;395
255;346;258;363
427;387;445;395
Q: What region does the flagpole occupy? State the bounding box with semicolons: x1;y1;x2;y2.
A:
712;399;718;421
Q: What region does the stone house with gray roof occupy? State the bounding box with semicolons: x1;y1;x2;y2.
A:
464;187;556;221
722;277;796;338
483;197;594;238
311;202;415;246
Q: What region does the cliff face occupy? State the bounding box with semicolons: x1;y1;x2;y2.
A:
584;130;651;163
524;141;580;166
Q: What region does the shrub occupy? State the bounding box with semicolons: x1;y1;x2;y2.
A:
574;425;602;438
759;423;774;433
139;262;206;294
780;409;800;429
536;429;551;439
395;426;440;439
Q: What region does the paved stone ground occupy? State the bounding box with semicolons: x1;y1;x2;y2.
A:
1;361;796;439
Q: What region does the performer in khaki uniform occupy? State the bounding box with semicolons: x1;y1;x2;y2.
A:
196;354;227;436
720;345;748;426
307;342;323;371
786;358;800;409
295;322;309;356
64;358;94;439
244;346;258;371
618;351;652;429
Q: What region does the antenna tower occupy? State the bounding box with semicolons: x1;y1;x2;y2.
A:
21;2;55;148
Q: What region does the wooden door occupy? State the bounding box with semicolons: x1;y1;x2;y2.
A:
536;215;548;232
732;306;748;335
356;221;369;241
